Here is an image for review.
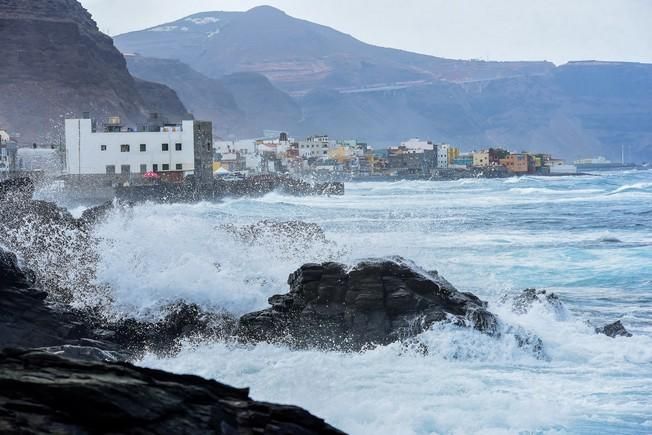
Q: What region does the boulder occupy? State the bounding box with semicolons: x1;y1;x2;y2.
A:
504;288;567;317
238;258;499;350
596;320;632;338
0;349;344;434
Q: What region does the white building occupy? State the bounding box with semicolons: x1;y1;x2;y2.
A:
299;135;331;158
0;129;9;144
547;161;577;174
65;118;204;176
436;143;450;168
215;139;257;156
400;138;434;151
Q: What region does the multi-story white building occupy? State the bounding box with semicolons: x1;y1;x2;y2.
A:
215;139;257;156
299;135;331;158
65;118;213;181
436;143;450;168
400;138;434;151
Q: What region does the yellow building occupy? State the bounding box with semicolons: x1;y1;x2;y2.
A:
473;151;490;167
448;146;460;165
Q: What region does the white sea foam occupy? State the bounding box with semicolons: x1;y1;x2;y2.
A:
83;170;652;434
608;182;652;195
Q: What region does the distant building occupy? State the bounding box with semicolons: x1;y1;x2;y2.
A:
0;130;9;173
448;146;460;165
472;151;490;167
387;146;435;175
451;154;473;168
574;156;611;165
436;143;450;168
500;153;535;174
299;135;331;158
400;138;434;151
215;139;256;156
547;160;577;174
17;148;63;174
65;117;213;183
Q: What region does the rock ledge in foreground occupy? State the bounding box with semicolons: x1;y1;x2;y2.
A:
0;349;344;434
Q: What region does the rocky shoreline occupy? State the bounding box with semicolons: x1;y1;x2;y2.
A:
0;177;632;432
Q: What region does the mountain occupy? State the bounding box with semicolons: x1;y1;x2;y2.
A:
125;55;302;139
0;0;189;144
113;7;652;162
115;6;555;95
298;61;652;160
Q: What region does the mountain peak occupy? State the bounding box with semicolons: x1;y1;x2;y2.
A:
246;5;286;17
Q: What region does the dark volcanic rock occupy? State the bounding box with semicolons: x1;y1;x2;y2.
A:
238;258;499;350
505;288;566;316
596;320;632;338
0;246;119;355
0;349;344;434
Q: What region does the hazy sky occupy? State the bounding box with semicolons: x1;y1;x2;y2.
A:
80;0;652;65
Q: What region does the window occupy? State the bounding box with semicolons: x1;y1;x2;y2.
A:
120;144;130;153
140;144;146;152
121;165;130;174
100;145;107;151
153;164;158;172
175;143;182;151
106;165;115;175
176;163;183;170
162;143;169;151
140;164;147;173
162;164;170;171
206;142;211;151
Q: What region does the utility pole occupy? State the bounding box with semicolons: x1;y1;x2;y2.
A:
622;144;625;165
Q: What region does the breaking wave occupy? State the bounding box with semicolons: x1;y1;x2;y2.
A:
7;169;651;434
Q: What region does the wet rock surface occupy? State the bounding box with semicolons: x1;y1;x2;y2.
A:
115;174;344;203
507;288;565;315
238;258;500;350
0;349;344;435
596;320;632;338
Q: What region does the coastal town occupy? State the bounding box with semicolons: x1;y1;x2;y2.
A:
0;114;639;187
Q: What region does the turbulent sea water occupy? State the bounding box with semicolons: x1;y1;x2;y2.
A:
88;171;652;434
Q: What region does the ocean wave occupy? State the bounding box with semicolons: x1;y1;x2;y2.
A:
608;182;652;195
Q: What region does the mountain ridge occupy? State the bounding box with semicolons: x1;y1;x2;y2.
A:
115;6;556;95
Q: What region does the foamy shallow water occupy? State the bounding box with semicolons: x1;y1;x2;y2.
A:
90;170;652;434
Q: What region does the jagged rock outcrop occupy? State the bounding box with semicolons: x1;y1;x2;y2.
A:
502;288;568;321
596;320;632;338
0;349;345;434
238;258;500;350
0;0;188;144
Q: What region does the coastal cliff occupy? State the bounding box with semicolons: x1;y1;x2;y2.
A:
0;0;189;144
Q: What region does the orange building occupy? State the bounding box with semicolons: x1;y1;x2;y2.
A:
500;153;534;173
